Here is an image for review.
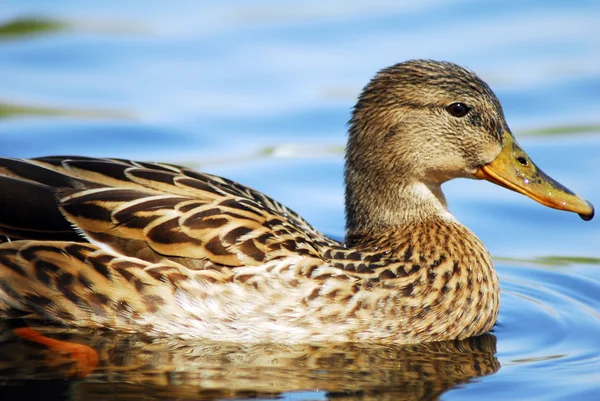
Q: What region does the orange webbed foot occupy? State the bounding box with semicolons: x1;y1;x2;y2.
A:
13;327;99;378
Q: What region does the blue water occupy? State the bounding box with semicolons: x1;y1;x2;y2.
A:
1;1;600;400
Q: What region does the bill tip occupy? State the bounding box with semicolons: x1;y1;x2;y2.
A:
578;201;594;221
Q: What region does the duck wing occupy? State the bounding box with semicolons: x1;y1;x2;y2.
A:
0;156;340;269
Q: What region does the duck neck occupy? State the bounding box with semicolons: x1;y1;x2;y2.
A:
344;170;455;242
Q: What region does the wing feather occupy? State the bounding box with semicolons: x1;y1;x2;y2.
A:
0;156;340;269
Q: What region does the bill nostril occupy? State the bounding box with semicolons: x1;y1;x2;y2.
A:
516;156;528;166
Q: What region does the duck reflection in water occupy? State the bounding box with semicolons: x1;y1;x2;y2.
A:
0;322;498;401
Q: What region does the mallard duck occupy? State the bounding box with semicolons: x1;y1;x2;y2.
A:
0;60;593;344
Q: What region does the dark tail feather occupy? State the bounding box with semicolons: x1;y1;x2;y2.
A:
0;175;82;241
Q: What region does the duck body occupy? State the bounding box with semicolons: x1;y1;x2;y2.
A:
0;60;592;344
0;157;497;343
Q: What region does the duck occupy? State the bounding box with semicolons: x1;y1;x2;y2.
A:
0;60;593;344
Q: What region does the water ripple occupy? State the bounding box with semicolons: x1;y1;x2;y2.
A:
493;263;600;397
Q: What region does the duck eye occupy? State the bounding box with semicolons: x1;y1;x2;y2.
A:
446;102;470;118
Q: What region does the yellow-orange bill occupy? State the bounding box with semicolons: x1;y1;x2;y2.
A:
474;131;594;221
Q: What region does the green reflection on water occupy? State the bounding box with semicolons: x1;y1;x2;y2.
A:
0;17;66;39
522;124;600;136
0;102;132;120
495;255;600;267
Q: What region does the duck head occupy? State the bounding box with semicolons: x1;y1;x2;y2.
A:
345;60;593;235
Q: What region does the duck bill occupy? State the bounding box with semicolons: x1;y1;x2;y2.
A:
474;131;594;221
